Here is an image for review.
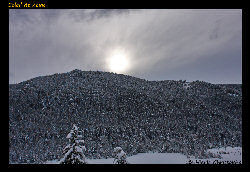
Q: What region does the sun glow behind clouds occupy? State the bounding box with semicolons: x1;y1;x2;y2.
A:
106;48;130;73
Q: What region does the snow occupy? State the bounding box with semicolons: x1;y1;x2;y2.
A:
63;144;71;152
75;145;86;153
113;147;128;164
45;147;242;164
113;147;123;152
187;147;242;164
66;132;73;139
204;146;242;163
45;159;61;164
228;93;238;97
58;147;73;164
87;157;113;164
72;124;78;130
127;153;187;164
117;151;126;160
183;82;191;89
76;140;85;144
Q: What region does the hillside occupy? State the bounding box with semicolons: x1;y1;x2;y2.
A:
9;69;242;164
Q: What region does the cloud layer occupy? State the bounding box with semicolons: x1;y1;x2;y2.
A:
9;9;242;84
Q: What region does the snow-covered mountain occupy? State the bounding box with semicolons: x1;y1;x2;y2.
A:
9;69;242;164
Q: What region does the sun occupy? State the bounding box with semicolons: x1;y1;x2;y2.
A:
106;49;130;73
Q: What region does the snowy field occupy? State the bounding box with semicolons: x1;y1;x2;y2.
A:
45;147;242;164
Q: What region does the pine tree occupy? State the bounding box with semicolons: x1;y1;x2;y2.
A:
113;147;129;164
59;124;87;164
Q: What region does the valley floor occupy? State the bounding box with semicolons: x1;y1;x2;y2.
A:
45;146;242;164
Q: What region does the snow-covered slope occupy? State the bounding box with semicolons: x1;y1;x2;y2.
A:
45;147;242;164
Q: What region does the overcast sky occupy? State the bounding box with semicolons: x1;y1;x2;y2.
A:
9;9;242;84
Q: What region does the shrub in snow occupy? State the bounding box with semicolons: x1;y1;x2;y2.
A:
59;124;87;164
113;147;129;164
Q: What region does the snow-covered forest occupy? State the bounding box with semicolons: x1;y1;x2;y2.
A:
9;69;242;164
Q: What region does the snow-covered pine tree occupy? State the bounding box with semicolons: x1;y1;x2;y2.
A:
59;124;87;164
113;147;129;164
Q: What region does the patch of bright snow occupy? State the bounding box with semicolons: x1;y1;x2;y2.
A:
127;153;187;164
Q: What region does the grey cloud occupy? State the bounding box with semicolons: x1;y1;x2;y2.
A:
68;9;132;23
9;9;242;84
89;9;131;19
